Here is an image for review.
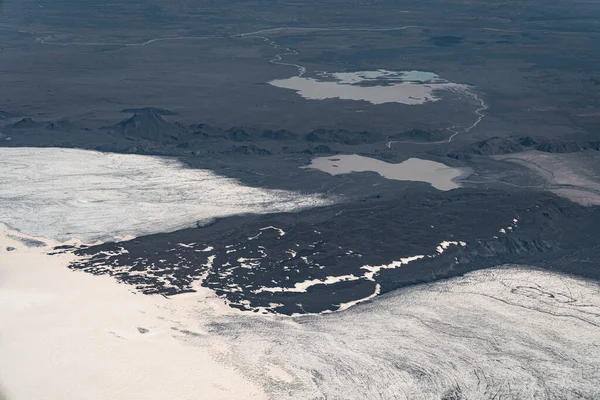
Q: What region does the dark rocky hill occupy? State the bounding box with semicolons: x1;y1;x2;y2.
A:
7;117;47;130
227;126;261;142
388;128;448;142
306;128;384;145
103;109;186;142
470;136;524;156
448;134;600;159
189;123;227;139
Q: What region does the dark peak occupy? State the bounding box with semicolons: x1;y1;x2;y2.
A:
519;136;537;147
227;126;260;141
190;123;226;138
447;136;524;158
518;135;600;153
307;128;349;142
120;107;175;116
302;144;336;155
15;117;34;124
585;141;600;151
9;117;45;129
535;140;582;154
106;110;185;141
389;128;447;142
121;112;164;127
450;136;600;159
306;128;383;145
471;136;523;156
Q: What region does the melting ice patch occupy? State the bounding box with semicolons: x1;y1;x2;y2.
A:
0;147;332;242
269;69;467;105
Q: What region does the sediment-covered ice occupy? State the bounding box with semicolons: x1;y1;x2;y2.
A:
0;147;332;242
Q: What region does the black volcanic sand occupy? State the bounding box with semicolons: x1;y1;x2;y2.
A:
68;189;600;315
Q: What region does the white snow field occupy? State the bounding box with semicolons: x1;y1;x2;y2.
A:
0;147;332;242
192;266;600;400
0;224;266;400
1;223;599;399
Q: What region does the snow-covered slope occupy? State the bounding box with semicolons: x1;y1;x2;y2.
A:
0;147;331;242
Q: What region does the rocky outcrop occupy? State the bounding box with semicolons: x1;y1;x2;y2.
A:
227;127;261;142
470;136;524;156
306;128;383;145
585;141;600;151
8;117;46;130
388;128;447;142
189;123;226;139
535;140;583;153
104;109;186;141
448;135;600;159
301;145;336;154
519;136;537;147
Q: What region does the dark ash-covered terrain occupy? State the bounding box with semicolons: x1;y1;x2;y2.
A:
64;189;598;315
2;0;600;317
4;97;600;316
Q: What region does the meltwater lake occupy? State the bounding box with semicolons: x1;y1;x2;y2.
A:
303;154;468;190
269;70;466;105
